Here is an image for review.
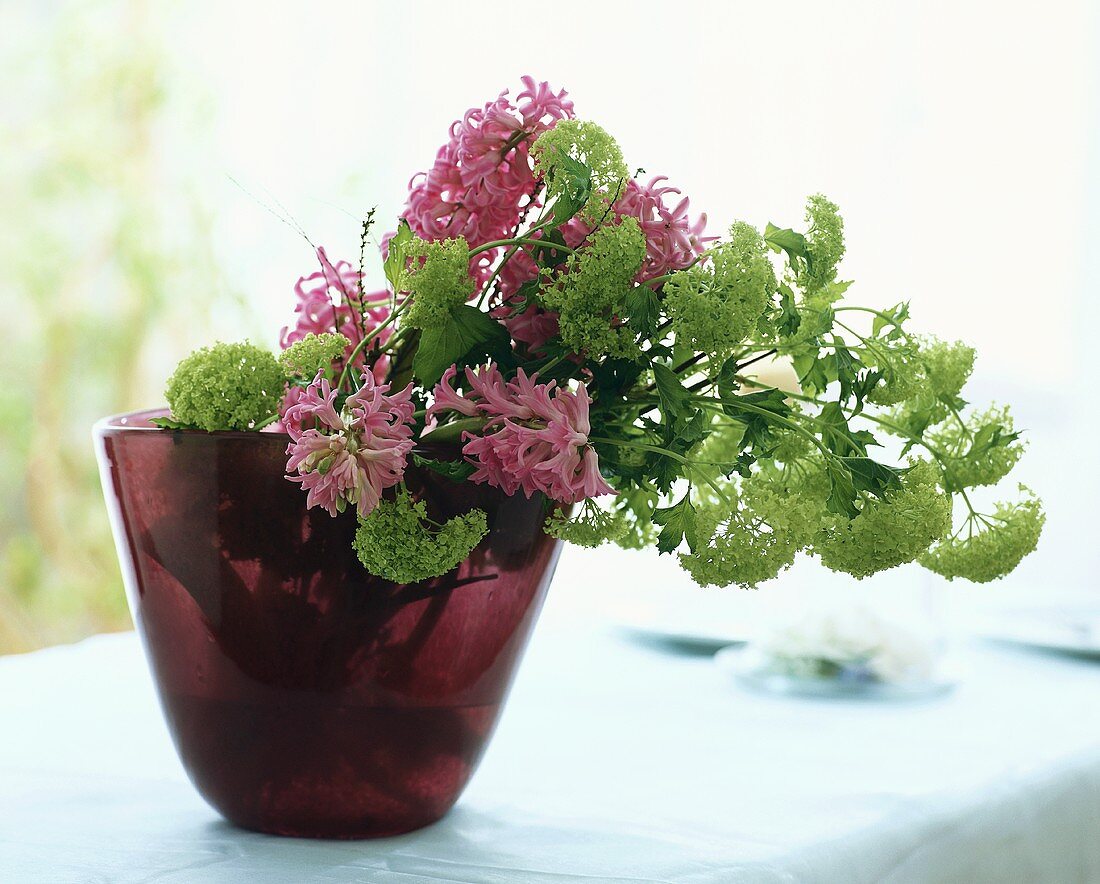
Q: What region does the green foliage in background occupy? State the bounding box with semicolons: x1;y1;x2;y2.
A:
0;1;230;652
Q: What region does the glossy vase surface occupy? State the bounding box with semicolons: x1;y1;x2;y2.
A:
94;410;563;838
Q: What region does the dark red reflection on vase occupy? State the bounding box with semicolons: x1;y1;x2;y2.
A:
95;410;562;838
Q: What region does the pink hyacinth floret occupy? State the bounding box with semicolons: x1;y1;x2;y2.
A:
403;77;574;284
430;364;614;504
285;371;415;518
277;247;394;433
280;247;392;375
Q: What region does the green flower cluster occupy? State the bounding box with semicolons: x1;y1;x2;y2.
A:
921;489;1044;583
922;337;975;398
353;491;488;583
930;405;1023;490
533;120;628;218
679;512;801;589
165;341;284;431
665;222;776;358
401;236;475;329
681;461;833;588
868;336;974;408
540;217;646;358
279;332;350;377
814;461;952;579
544;501;626;548
866;339;924;406
796;194;845;295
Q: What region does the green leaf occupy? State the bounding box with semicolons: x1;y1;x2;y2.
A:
817;402;876;456
412;304;511;386
532;228;571;269
813;279;853;306
652;494;699;554
838;456;905;498
717;385;791;454
966;422;1020;460
149;416;198;430
871;301;910;339
624;286;660;338
383;219;414;292
777;284;801;337
825;459;859;518
548;147;593;225
833;339;864;403
652;362;692;419
412;453;476;482
794;351;838;395
715;354;740;397
507;278;541;312
764;223;809;262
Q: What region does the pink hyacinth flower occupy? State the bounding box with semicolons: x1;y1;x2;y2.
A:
431;364;614;504
278;247;394;434
285;371;415;518
403;78;574;285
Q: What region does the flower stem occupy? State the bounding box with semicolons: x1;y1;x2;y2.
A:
337;301;406;391
468;237;575;259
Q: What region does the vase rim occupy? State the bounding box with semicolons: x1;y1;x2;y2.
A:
93;407;292;442
92;409;466;460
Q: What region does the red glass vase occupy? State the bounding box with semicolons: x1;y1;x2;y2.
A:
94;410;563;839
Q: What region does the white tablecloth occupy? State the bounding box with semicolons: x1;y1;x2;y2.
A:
3;617;1100;883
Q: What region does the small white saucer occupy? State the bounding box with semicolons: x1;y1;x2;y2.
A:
714;645;957;701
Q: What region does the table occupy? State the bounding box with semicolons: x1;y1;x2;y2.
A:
3;618;1100;883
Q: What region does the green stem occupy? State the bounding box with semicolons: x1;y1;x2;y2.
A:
336;302;407;391
643;255;702;289
468;236;575;259
476;243;522;309
835;319;891;365
474;208;556;309
420;416;486;445
535;351;570;377
833;306;919;344
587;437;735;505
773;386;990;521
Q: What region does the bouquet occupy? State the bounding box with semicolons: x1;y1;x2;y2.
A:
159;77;1043;588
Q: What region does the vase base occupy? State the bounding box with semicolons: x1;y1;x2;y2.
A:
228;813;447;840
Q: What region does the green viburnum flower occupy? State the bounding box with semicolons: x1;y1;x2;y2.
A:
929;405;1023;490
544;501;626;548
920;488;1044;583
279;333;350;377
770;423;817;465
665;222;776;358
679;508;802;589
743;460;834;547
532;120;628;219
681;460;833;589
401;236;475;329
353;490;488;583
866;339;925;406
796;194;845;295
814;461;952;579
165;341;284;431
920;337;975;399
540;216;646;358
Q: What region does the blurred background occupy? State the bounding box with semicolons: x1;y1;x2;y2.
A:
1;0;1095;653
